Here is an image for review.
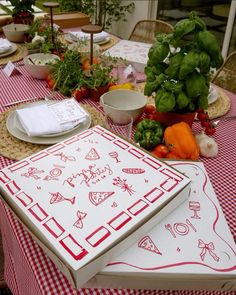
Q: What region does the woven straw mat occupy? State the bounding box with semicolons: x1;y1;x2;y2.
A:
0;44;28;66
135;83;231;120
0;104;105;161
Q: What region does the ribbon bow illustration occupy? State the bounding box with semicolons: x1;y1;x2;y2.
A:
21;167;44;179
198;239;219;262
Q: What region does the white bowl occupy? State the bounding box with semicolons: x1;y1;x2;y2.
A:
3;23;29;43
24;53;60;79
100;89;147;124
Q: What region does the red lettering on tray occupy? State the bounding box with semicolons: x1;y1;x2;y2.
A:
107;211;132;230
60;234;88;260
15;192;33;207
127;199;149;216
5;181;21;195
0;171;11;183
8;160;29;172
85;226;111;247
143;187;164;203
93;126;104;134
28;203;48;221
64;136;80;145
43;217;65;238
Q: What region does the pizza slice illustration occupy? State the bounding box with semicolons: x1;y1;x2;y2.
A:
138;235;162;255
89;191;115;206
85;148;100;160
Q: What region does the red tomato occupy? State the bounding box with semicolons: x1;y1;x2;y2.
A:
146;113;159;121
201;119;211;128
152;144;169;158
72;87;90;101
166;151;181;159
205;126;216;136
144;104;156;114
45;74;55;90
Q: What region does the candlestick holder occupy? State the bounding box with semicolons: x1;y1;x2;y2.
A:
81;24;103;65
43;2;59;49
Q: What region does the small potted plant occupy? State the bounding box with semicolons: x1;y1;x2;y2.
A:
144;11;223;127
8;0;35;24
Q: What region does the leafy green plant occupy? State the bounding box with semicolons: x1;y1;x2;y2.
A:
144;11;224;114
7;0;35;16
57;0;135;29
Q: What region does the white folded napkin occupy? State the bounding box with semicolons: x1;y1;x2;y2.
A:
69;31;108;42
16;98;88;137
0;38;12;54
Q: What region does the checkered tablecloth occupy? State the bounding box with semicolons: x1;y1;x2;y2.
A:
0;64;235;295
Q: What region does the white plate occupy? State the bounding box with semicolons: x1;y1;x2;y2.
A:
208;84;219;105
0;43;17;58
6;102;92;145
94;36;110;45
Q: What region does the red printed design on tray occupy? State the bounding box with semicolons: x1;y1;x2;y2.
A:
113;177;135;195
47;144;65;153
128;148;145;159
127;199;149;216
89;191;115;206
5;181;21;195
44;167;63;181
108;211;132;231
85;148;100;160
50;192;75;205
60;234;88;260
198;239;220;262
15;192;33;207
43;217;65;238
142;157;162;170
28;203;48;221
138;236;162;255
160;168;183;182
160;178;178;192
54;152;76;162
7;160;29;172
165;219;197;238
0;171;11;183
108;151;121;163
114;140;130;150
73;210;87;229
189;201;201;219
122;168;145;174
30;151;49;162
85;226;111;247
143;187;164;203
21;167;44;179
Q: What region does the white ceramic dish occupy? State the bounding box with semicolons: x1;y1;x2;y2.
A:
6;101;91;144
0;43;17;58
208;84;219;105
2;23;29;43
94;37;110;45
100;89;147;124
24;53;60;79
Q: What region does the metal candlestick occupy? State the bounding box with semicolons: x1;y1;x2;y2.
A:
43;2;59;48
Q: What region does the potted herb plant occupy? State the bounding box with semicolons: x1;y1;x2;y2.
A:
144;11;223;127
8;0;35;24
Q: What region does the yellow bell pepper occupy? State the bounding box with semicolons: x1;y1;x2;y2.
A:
109;82;134;91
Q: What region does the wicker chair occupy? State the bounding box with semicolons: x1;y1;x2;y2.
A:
129;19;173;44
212;51;236;94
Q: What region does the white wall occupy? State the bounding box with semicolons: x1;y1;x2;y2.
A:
110;0;151;39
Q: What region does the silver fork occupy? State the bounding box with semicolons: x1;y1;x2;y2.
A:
212;115;236;127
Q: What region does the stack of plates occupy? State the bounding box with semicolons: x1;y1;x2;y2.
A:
6;101;92;145
65;31;110;45
0;39;17;58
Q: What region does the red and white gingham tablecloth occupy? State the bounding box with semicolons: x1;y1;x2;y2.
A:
0;64;235;295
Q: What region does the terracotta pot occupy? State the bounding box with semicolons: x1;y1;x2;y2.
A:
156;111;196;127
90;84;110;102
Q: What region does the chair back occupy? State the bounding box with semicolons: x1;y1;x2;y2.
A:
129;19;173;44
212;51;236;94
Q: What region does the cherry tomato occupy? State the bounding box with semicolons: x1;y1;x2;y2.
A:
197;109;209;121
201;119;211;128
146;113;159;121
144;104;156;114
72;87;89;101
152;144;169;158
205;126;216;136
45;74;55;90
